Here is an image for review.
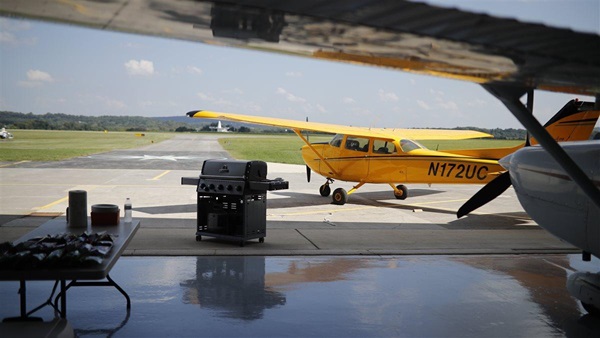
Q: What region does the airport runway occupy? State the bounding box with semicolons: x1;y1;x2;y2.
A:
0;133;578;255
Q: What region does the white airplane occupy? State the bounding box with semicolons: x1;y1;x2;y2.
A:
458;140;600;314
209;121;230;133
2;0;599;315
502;142;600;315
0;127;13;140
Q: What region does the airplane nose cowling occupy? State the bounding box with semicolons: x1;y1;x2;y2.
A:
504;142;600;258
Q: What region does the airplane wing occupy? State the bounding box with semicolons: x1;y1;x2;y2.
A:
1;0;598;96
188;110;493;141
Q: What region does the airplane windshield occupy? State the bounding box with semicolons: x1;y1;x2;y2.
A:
400;139;426;152
330;134;344;147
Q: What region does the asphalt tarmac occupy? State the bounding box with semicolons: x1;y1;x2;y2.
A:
1;133;599;336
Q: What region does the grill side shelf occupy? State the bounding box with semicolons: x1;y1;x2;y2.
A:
181;177;200;186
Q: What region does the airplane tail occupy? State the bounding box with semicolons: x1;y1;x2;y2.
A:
445;99;599;160
529;99;600;145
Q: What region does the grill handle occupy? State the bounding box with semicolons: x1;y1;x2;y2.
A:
199;174;246;181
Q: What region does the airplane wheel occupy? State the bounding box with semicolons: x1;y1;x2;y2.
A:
395;185;408;200
332;188;348;205
319;184;331;197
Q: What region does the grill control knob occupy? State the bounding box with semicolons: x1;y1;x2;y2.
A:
218;184;224;191
236;185;242;192
209;184;215;190
227;185;233;191
199;183;206;190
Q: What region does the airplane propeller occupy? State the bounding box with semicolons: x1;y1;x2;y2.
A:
456;170;511;218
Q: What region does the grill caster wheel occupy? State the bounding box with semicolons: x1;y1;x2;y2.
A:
259;237;264;243
196;235;202;242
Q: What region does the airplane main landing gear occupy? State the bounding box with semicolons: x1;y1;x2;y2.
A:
392;184;408;200
331;182;364;205
332;188;348;205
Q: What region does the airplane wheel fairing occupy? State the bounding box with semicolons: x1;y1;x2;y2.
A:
567;272;600;316
332;188;348;205
320;184;331;197
395;185;408;200
582;302;600;316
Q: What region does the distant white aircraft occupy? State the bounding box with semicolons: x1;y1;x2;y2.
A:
209;121;229;133
0;128;13;140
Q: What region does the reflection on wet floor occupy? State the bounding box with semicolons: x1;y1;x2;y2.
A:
1;254;599;337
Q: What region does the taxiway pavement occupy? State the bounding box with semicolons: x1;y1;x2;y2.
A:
0;134;576;256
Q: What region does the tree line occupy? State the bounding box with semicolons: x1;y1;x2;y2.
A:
0;112;197;132
1;111;532;138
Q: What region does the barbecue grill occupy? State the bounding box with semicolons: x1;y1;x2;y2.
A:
182;159;288;246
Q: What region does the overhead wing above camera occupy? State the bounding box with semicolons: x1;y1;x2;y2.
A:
1;0;598;96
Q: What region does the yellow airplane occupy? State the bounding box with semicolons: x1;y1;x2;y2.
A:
188;99;599;205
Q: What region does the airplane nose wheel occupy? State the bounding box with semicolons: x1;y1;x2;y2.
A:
319;184;331;197
320;178;334;197
332;188;348;205
394;185;408;200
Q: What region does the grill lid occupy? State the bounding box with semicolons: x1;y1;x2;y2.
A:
201;159;267;181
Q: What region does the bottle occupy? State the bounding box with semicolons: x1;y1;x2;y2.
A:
124;197;132;223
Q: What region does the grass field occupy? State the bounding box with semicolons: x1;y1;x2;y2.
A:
219;134;523;165
0;130;523;164
0;130;174;161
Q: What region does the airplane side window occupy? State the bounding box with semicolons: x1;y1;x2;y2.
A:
346;136;369;152
330;134;343;147
373;139;397;154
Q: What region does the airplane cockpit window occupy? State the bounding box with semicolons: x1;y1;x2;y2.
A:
345;136;369;152
330;134;343;147
372;139;397;154
399;139;425;152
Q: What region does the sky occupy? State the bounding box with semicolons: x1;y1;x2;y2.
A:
0;0;599;129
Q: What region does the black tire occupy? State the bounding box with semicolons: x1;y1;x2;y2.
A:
320;184;331;197
332;188;348;205
259;237;265;243
395;185;408;200
196;235;202;242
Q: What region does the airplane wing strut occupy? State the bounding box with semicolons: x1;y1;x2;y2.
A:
482;83;600;210
292;129;338;177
